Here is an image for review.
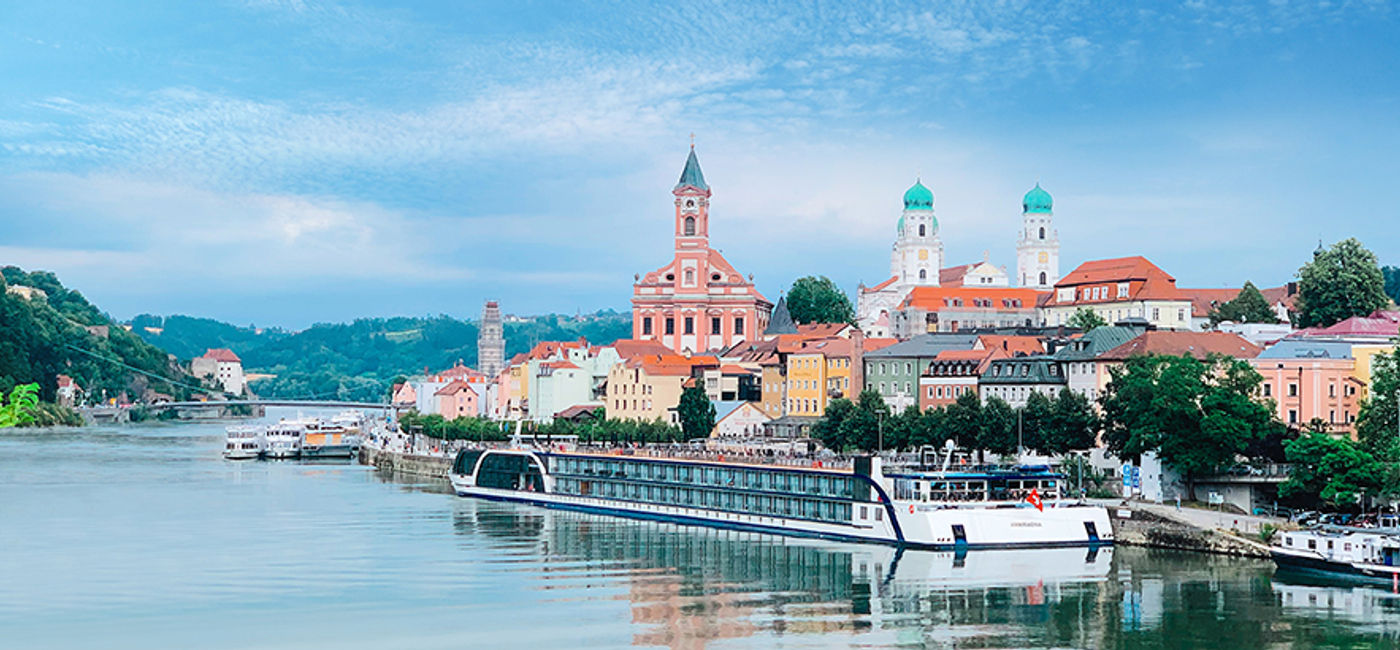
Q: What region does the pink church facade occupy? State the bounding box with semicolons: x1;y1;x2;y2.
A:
632;147;772;354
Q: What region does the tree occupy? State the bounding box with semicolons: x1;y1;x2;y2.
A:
1384;266;1400;305
980;396;1018;457
813;398;854;451
1044;388;1098;454
1208;281;1280;326
1356;348;1400;458
676;386;715;440
1295;238;1387;328
1280;432;1385;509
1067;308;1107;332
840;389;890;452
1100;354;1273;500
944;390;983;454
786;275;856;325
1019;392;1054;453
0;383;38;428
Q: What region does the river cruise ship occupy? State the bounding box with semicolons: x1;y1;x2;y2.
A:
1272;528;1400;584
223;425;265;460
448;447;1111;549
299;416;361;459
264;421;304;459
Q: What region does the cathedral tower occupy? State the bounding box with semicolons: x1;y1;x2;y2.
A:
477;300;504;378
890;179;944;287
1016;183;1059;290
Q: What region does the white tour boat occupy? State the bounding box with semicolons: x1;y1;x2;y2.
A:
1272;528;1400;584
448;445;1112;550
223;425;265;460
264;421;305;459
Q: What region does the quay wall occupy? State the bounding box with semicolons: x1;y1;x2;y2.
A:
359;446;452;480
1110;506;1271;558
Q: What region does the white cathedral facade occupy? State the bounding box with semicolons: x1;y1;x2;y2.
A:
856;180;1061;337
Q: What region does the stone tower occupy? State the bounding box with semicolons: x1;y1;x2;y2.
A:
1016;183;1060;290
478;300;504;377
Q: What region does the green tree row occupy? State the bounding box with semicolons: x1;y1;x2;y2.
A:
812;388;1097;457
400;409;685;446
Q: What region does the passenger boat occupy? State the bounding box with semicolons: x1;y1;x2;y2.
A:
223;425;265;460
448;447;1112;550
263;421;304;459
299;417;361;459
1272;528;1400;584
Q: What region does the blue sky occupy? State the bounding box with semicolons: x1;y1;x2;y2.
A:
2;1;1397;328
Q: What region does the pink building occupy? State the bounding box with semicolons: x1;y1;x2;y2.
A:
435;380;480;419
632;146;772;354
1250;340;1362;437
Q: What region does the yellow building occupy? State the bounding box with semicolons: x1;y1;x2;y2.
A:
783;338;855;417
606;354;717;423
759;362;785;419
1351;344;1396;400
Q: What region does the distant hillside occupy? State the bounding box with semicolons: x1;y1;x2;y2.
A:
130;314;289;360
0;267;193;402
130;309;634;402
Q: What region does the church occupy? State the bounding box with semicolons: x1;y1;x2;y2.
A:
856;180;1060;337
631;147;773;353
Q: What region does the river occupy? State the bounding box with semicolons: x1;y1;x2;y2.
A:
3;413;1400;649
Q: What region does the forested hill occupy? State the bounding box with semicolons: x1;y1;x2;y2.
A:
0;267;190;402
129;314;290;361
131;310;634;402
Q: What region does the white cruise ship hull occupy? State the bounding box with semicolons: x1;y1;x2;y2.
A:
448;450;1111;550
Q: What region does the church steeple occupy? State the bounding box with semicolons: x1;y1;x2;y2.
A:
673;145;711;249
675;145;709;191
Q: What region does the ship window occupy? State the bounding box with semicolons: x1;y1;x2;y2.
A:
1308;539;1316;550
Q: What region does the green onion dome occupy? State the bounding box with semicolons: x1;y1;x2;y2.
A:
1022;183;1053;214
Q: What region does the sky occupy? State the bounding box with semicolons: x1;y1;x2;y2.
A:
2;1;1398;329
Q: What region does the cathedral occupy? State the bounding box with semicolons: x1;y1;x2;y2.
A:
856;180;1060;337
631;146;772;353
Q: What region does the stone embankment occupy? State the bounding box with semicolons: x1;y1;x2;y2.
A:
1109;505;1273;558
360;445;452;480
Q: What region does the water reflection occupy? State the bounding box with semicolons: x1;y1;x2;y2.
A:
443;497;1400;648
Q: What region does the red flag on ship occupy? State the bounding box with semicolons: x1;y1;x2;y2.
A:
1026;488;1043;512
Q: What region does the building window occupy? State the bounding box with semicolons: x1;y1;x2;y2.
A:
684;317;694;334
1177;308;1185;322
1152;308;1160;321
919;269;927;280
684;269;694;285
1039;271;1047;286
642;318;652;336
1288;409;1298;424
711;317;721;335
1263;383;1271;397
1329;383;1336;397
1288;383;1298;397
665;317;675;335
734;317;744;335
919;224;926;237
1039;226;1045;239
684;216;696;236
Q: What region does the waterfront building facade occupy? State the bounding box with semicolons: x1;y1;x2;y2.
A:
712;401;772;438
1015;184;1060;290
863;334;980;411
918;350;991;410
1039;256;1193;330
477;300;505;378
1250;340;1362;436
435;380;480;419
606;353;718;423
632;147;772;353
979;356;1066;408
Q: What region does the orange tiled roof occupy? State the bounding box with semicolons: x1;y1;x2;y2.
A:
862;276;899;293
796;322;853;338
528;339;587;360
434;380;478;396
1045;256;1183;307
1099;331;1263;361
976;335;1045;356
202;348;241;363
939;264;971;287
540;360;580;370
899;286;1043;311
1180;285;1296;318
611;338;672;360
862;338;899;353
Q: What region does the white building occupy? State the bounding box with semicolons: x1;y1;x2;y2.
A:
1015;183;1060;290
857;180;944;337
191;348;246;396
712;401;772;438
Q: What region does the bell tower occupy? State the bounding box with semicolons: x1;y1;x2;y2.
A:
1016;183;1059;289
674;143;710;252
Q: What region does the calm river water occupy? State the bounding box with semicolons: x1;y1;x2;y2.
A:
4;413;1400;649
